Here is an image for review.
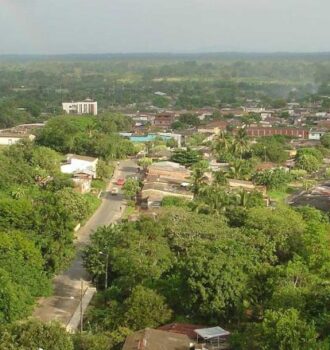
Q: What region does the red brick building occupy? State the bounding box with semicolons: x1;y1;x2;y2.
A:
246;127;309;138
154;113;176;129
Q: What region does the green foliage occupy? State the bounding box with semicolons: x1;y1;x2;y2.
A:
72;333;112;350
55;188;96;223
122;178;141;200
161;196;190;207
257;308;318;350
0;268;33;324
0;320;74;350
0;142;101;324
83;220;172;290
253;168;292;189
36;116;134;160
97;160;114;180
295;153;322;173
137;157;153;170
252;136;289;163
178;237;258;321
171;148;201;166
122;285;172;330
244;206;306;261
320;132;330;148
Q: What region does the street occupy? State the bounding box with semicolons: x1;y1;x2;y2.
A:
33;159;137;326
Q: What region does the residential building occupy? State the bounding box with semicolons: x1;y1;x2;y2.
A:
141;161;192;208
61;154;98;178
141;181;193;208
308;128;327;140
62;99;98;116
122;328;190;350
0;132;35;145
148;161;191;182
198;120;228;135
154;113;176;129
72;172;93;193
245;127;309;138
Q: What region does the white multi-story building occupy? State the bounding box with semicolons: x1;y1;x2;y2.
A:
62;99;98;116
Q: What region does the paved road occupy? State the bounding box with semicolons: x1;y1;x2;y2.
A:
33;159;137;326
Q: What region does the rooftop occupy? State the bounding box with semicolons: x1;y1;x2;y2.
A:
122;328;190;350
66;154;98;162
158;323;206;339
195;327;230;340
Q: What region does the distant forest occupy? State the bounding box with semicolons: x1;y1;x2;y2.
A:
0;53;329;127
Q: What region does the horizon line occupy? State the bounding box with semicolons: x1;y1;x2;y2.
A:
1;51;330;57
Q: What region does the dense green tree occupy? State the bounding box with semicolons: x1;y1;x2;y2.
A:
320;132;330;148
171;148;201;166
96;160;114;180
0;268;33;324
122;285;172;330
295;154;321;173
253;168;292;189
122;178;141;200
178;236;258;321
0;320;74;350
256;308;319;350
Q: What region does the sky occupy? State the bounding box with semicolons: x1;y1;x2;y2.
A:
0;0;329;54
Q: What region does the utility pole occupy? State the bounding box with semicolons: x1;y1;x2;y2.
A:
105;253;109;290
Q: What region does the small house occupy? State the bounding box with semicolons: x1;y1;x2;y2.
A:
61;154;98;178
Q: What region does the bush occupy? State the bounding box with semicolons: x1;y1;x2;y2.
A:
253;168;292;190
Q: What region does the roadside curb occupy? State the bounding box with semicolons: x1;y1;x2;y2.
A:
66;286;97;333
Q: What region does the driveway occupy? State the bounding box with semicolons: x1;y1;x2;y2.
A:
33;159;137;326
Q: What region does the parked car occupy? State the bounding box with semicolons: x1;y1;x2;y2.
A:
111;187;119;195
116;178;125;186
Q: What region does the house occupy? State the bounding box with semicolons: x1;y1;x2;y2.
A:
61;154;98;178
0;132;35;145
148;161;191;182
141;181;193;208
308;128;327;140
72;172;93;193
228;179;267;195
62;99;98;116
158;323;206;339
198;120;228;135
122;328;191;350
154;113;176;129
141;161;192;208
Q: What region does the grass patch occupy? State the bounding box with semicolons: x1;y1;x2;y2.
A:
85;193;102;214
268;186;297;204
122;204;137;220
92;179;107;191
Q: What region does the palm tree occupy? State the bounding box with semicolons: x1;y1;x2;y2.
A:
228;160;244;180
213;131;233;155
233;127;249;158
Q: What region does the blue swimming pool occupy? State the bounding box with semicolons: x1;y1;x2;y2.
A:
129;134;172;142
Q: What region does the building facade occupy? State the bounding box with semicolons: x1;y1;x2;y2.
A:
246;127;309;139
62;99;98;116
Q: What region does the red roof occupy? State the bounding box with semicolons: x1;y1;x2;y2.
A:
158;323;206;339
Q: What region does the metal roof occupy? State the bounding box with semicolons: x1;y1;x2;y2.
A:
194;327;230;339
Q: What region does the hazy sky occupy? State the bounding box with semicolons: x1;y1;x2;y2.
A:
0;0;329;54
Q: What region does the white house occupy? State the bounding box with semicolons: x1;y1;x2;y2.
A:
309;128;326;141
61;154;98;178
62;99;98;116
0;133;35;145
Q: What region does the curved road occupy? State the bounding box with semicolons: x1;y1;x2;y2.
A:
33;159;137;327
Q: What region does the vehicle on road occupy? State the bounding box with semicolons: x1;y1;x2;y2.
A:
111;187;119;195
116;178;125;186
